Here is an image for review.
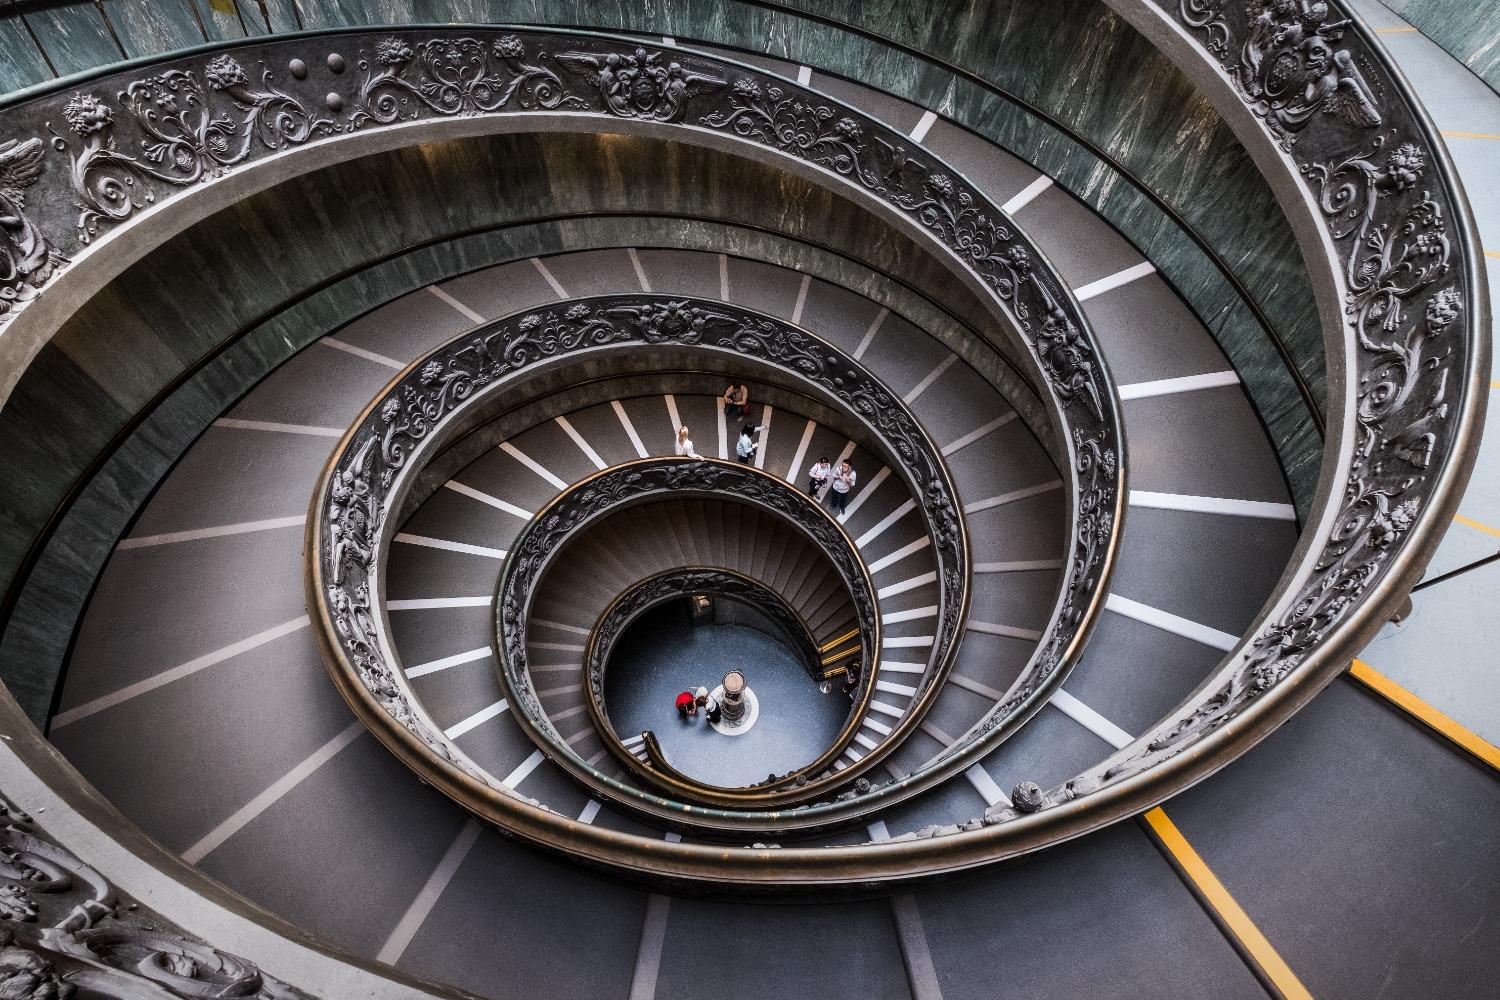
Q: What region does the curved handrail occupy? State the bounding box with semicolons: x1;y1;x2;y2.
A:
311;293;996;833
500;462;880;808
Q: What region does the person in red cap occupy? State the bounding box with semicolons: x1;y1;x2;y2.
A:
675;689;697;719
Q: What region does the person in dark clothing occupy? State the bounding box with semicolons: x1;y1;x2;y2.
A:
723;384;749;420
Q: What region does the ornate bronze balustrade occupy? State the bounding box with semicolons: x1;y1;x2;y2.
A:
501;467;879;810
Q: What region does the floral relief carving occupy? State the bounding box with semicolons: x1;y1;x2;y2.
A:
0;137;66;317
353;35;585;124
0;792;307;998
1041;0;1476;812
53;56;337;242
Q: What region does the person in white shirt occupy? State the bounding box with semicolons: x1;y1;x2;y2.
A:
735;423;762;464
806;456;832;497
675;425;699;458
830;459;856;518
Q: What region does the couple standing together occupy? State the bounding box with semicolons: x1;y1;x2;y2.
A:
806;457;858;518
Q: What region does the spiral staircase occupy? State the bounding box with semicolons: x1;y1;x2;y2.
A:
0;2;1493;998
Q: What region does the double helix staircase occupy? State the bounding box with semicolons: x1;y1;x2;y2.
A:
0;7;1486;999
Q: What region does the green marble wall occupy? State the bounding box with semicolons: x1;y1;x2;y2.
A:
1382;0;1500;92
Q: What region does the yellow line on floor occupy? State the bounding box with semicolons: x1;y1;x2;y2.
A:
1350;659;1500;771
1485;250;1500;260
1375;25;1417;33
1454;513;1500;538
1143;808;1315;1000
1440;130;1500;141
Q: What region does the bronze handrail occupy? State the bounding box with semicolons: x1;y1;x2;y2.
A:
503;476;881;810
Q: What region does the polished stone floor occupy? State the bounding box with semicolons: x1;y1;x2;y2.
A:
603;604;851;787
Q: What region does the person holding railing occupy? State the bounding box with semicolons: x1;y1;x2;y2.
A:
675;425;700;459
736;423;763;465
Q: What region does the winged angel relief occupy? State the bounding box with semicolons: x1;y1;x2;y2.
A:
0;137;66;318
1239;0;1382;142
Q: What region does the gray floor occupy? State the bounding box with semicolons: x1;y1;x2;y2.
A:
605;609;850;787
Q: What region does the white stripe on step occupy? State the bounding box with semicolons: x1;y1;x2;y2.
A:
213;418;342;437
853;307;888;360
407;646;491;678
500;441;566;489
867;536;931;574
857;499;916;548
612;400;650;458
444;481;531;520
320;337;404;369
902;353;956;404
627;247;652;292
964;480;1063;515
1105;593;1239;651
1072;261;1156;302
531;257;568;298
1051;689;1134;750
394;533;506;559
1129;490;1296;521
941;412;1017;457
387;596;491;610
445;699;508;739
51;616;311;727
427;284;485;323
968;620;1043;642
1001;175;1053;214
910;109;939;142
1117;370;1239;400
555;415;608;470
118;515;305;549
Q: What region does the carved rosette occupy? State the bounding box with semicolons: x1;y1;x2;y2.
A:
0;792;307;998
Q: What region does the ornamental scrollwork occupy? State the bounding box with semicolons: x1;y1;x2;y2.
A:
0;138;67;317
51;57;338;242
352;35;585;124
1028;0;1475;816
0;791;308;998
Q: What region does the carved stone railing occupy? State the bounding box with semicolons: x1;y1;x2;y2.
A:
0;789;310;999
504;466;879;809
